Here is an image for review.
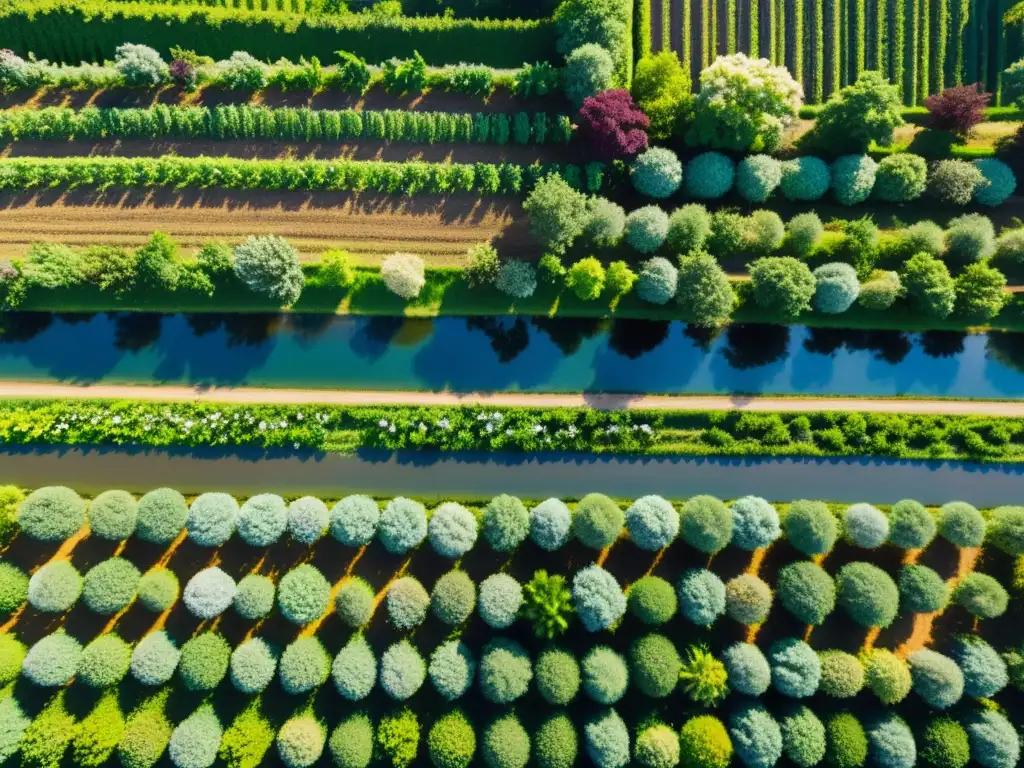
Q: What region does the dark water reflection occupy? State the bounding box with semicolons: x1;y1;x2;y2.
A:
0;312;1023;397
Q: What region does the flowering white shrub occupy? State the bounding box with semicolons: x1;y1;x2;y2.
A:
381;253;426;299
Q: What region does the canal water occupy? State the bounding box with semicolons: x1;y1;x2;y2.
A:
2;312;1024;397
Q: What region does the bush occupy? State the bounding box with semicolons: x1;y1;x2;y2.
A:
818;650;865;698
377;709;420;768
119;697;172;768
277;717;325;768
725;574;772;625
776;707;826;768
332;635;377;701
429;640;475;701
279;637;329;694
957;261;1007;320
929;159;984;205
841;503;888;547
810;262;859;314
567;256;606;299
785;212;824;257
988;505;1024;554
996;228;1024;262
330;714;373;768
130;631;179;686
667;204;712;252
964;709;1020;768
114;43;168;87
381;253;426;299
169;706;221;768
730;703;783;768
836;562;899;627
19;486;85;541
178;633;230;691
478;638;532;704
744;210;785;256
582;709;629;768
278;564;331;625
136;488;188;543
953;572;1008;618
735;155;783;202
530;498;572;550
285;496;328;544
874;154;928;202
769;638;821;698
535;647;580;705
749;257;816;318
233;574;274;620
679;645;729;705
333;579;376;629
495;260;538;299
476;572;522;629
729;496;780;551
137;567;178;612
951;635;1007;697
386;576;429;630
886;499;935;548
0;561;26;616
781;157;831;201
677;568;726;626
482;494;530;552
825;713;867;768
631;147;684;198
19;694;76;768
680;716;732;768
687;53;800;151
73;692;126;768
563;44;614;106
863;648;911;704
785;499;839;555
585;198;627;247
181;566;235;619
27;560;82;612
77;633;130;688
974;159;1017;206
330;495;380;546
946;213;996;262
777;561;835;625
909;649;964;709
582;646;629;703
634;724;679;768
679;494;732;553
229;638;276;694
23;632;81;686
428;571;473;626
938;501;985;547
895;564;948;615
524;174;590;253
722;642;771;696
685;152;736;199
636;256;678;304
627;575;677;624
187;492;237;546
676;249;735;326
921;718;970;768
572;564;625;631
625;206;670;254
629;633;682;698
428;711;475;768
87;489;137;540
903;252;956;317
231;234;304;304
482;714;530;768
831;155;878;205
812;71;903;150
577;89;649;160
534;713;578;768
381;641;427;701
235;493;287;546
573;492;623;548
858;269;902;310
522;570;573;639
378;497;427;554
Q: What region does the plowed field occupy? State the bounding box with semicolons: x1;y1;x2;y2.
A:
0;190;531;264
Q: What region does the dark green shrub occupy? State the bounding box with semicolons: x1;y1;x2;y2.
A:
825;713;867;768
535;647;580;705
178;633;230;691
233;574;275;620
428;711;475;768
82;557;140;614
630;633;681;698
336;577;375;628
138;567;179;612
278;564;330;625
627;575;677;624
725;574;772;625
78;633;131;688
483;714;530;768
478;638;532;704
898;564;948;613
784;500;838;555
279;637;329;694
920;718;970;768
836;562;899;627
953;572;1008;618
679;715;732;768
0;561;27;615
573;493;623;549
431;571;475;626
779;706;826;768
679;495;732;553
329;713;373;768
19;486;85;541
777;561;835;625
88;490;138;540
888;499;936;549
534;713;577;768
938;502;985;548
483;494;530;552
136;488;188;543
818;650;864;698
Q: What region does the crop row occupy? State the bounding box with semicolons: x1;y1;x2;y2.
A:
0;106;574;147
0;157;603;196
0;0;556;69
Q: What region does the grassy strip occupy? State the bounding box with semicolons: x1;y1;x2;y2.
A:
17;264;1024;334
2;398;1023;463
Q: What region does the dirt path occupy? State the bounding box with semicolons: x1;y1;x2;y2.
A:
2;382;1022;416
0;192;529;263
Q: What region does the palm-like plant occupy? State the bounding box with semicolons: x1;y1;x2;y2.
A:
678;644;729;706
522;570;573;639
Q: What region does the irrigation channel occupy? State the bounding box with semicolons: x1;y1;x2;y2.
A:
1;446;1023;505
3;312;1024;397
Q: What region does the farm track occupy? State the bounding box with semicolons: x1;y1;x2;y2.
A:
0;192;530;263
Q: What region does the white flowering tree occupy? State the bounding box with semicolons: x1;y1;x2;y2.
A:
381;253;426;299
686;53;802;152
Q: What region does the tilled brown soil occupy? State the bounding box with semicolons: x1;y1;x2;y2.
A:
0;189;533;263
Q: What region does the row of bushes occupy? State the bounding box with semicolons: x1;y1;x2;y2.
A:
625;148;1017;208
0;105;573;146
0;157;603;196
0;1;557;68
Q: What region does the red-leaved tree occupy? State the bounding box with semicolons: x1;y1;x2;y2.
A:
576;89;650;161
925;83;992;137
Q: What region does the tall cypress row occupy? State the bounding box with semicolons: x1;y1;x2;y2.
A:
751;0;760;54
662;0;671;51
830;0;841;94
892;0;905;97
702;0;711;67
918;0;929;103
855;0;866;76
728;0;738;52
978;0;989;92
935;0;948;90
875;0;886;71
794;0;804;83
908;0;918;102
768;0;777;62
777;0;786;67
710;0;718;62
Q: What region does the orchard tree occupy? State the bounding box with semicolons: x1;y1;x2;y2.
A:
233;235;304;305
576;89;650;160
523;174;590;253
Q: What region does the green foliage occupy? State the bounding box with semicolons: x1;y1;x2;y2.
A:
921;718;970;768
236;493;287;545
332;635;377;701
136;487;188;543
0;693;30;765
836;562;899;627
130;631;179;686
20;692;76;768
831;155;878;205
963;709;1019;768
685;152;736;199
572;564;625;631
524;174;589;254
679;644;729;705
233;235;304;306
679;494;732;553
78;633;131;688
785;212;824;257
725;573;772;625
584;198;626;246
183;566;235;619
179;632;230;691
27;560;82;612
812;71;903;151
819;651;865;698
380;640;427;701
567;256;606;300
379;497;427;554
973;159;1017;206
723;642;771;696
864;649;912;704
899;564;949;613
118;695;172;768
168;705;222;768
635;724;680;768
377;709;420;768
680;715;732;768
627;575;677;624
908;649;964;709
523;569;573;639
730;497;781;552
428;711;476;768
483;714;530;768
534;713;578;768
903;252;956;318
234;574;275;620
938;501;986;547
928;159;984;205
229;637;277;694
478;638;532;704
583;709;629;768
631;147;684;198
279;637;330;694
387;576;429;630
0;633;26;685
87;489;137;540
780;157;832;201
676;251;735;327
329;714;373;768
874;154;928;202
888;499;936;548
187;492;238;546
19;486;84;541
951;635;1008;697
825;713;867;768
23;632;81;687
736;155;783;202
633;52;690;140
625;206;670;253
72;693;125;768
729;703;783;768
637;257;679;305
813;262;860;313
277;716;326;768
779;706;826;768
431;570;475;626
483;494;529;552
953;571;1008;618
573;492;623;548
535;646;581;705
478;573;523;629
749;257;816;318
563;44;614;106
582;645;629;704
137;567;178;612
769;638;820;698
777;561;835;624
677;568;726;626
82;557;140;614
956;262;1007;321
428;640;475;701
630;632;682;697
667;204;712;253
990;505;1024;554
219;702;274;768
330;495;379;546
946;213;997;262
